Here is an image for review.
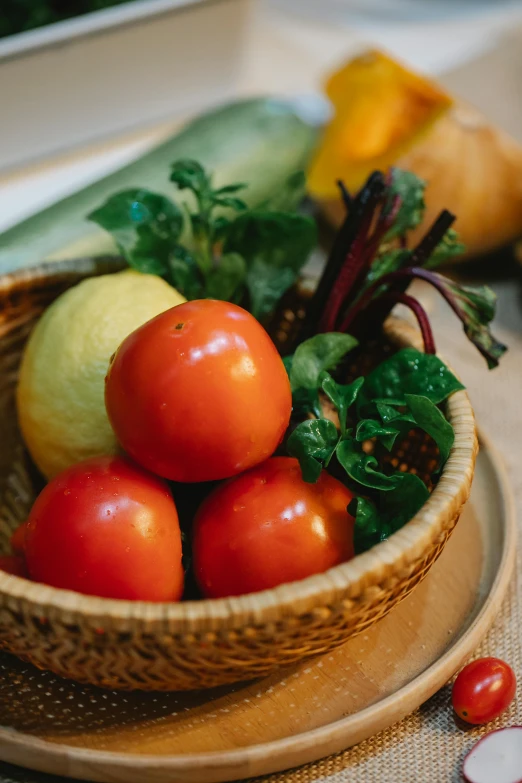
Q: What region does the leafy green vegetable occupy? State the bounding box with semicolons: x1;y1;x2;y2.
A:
360;248;411;297
224;211;317;319
286;341;460;550
404;393;455;467
170;159;247;275
424;228;466;268
167;246;203;299
304;168;504;370
289;334;359;392
350;472;430;553
433;276;507;369
376;401;414;424
349;497;382;554
383;169;426;241
205;253;246;301
88;189;183;276
89;158;316;319
169;162;316;315
320;374;364;437
244;261;296;321
336;438;402;491
355;418;403;451
170;159;213;197
286;333;358;417
287;419;339;483
360;348;465;408
357;393;454;466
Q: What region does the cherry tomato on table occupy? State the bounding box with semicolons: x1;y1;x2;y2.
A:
25;455;184;601
193;457;355;598
105;300;292;483
452;657;517;725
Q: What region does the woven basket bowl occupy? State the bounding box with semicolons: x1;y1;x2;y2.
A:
0;259;478;692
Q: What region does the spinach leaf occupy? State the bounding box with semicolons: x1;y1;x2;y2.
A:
361;347;464;407
349;497;383;555
320;374;364;436
224;210;317;319
374;401;416;449
245;260;297;321
167;245;203;299
287;419;340;483
290;334;359;392
404;393;455;467
350;471;429;553
88;189;183;275
355;418;403;451
205;253;246;301
336;438;401;491
358;394;454;468
376;401;415;424
381;471;430;527
287;333;358;417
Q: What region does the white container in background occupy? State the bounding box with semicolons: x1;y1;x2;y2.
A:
0;0;250;173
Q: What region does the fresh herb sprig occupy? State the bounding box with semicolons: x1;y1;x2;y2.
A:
284;335;462;552
88;159;316;320
302;168;506;369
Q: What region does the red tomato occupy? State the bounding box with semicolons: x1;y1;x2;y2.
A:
452;658;517;725
25;456;184;601
10;521;28;555
105;300;291;483
0;556;28;578
193;457;355;598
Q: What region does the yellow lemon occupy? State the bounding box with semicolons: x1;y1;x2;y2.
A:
17;270;185;479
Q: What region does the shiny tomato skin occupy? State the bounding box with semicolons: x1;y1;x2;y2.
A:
25;456;184;601
193;457;355;598
452;658;517;725
0;556;28;578
105;300;292;483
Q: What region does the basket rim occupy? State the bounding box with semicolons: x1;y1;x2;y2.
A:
0;260;478;631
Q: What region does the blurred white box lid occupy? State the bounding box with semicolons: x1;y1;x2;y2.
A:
0;0;249;172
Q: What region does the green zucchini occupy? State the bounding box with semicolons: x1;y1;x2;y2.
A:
0;97;326;274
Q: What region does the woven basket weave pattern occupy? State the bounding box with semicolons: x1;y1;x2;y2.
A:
0;260;478;691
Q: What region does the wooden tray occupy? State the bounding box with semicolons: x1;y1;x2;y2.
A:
0;433;515;783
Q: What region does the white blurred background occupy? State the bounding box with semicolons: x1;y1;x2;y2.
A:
2;0;522;231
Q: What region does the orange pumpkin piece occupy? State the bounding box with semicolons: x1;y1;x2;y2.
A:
308;50;452;198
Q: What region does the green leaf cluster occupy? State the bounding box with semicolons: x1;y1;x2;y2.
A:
88;159;315;320
285;338;464;553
